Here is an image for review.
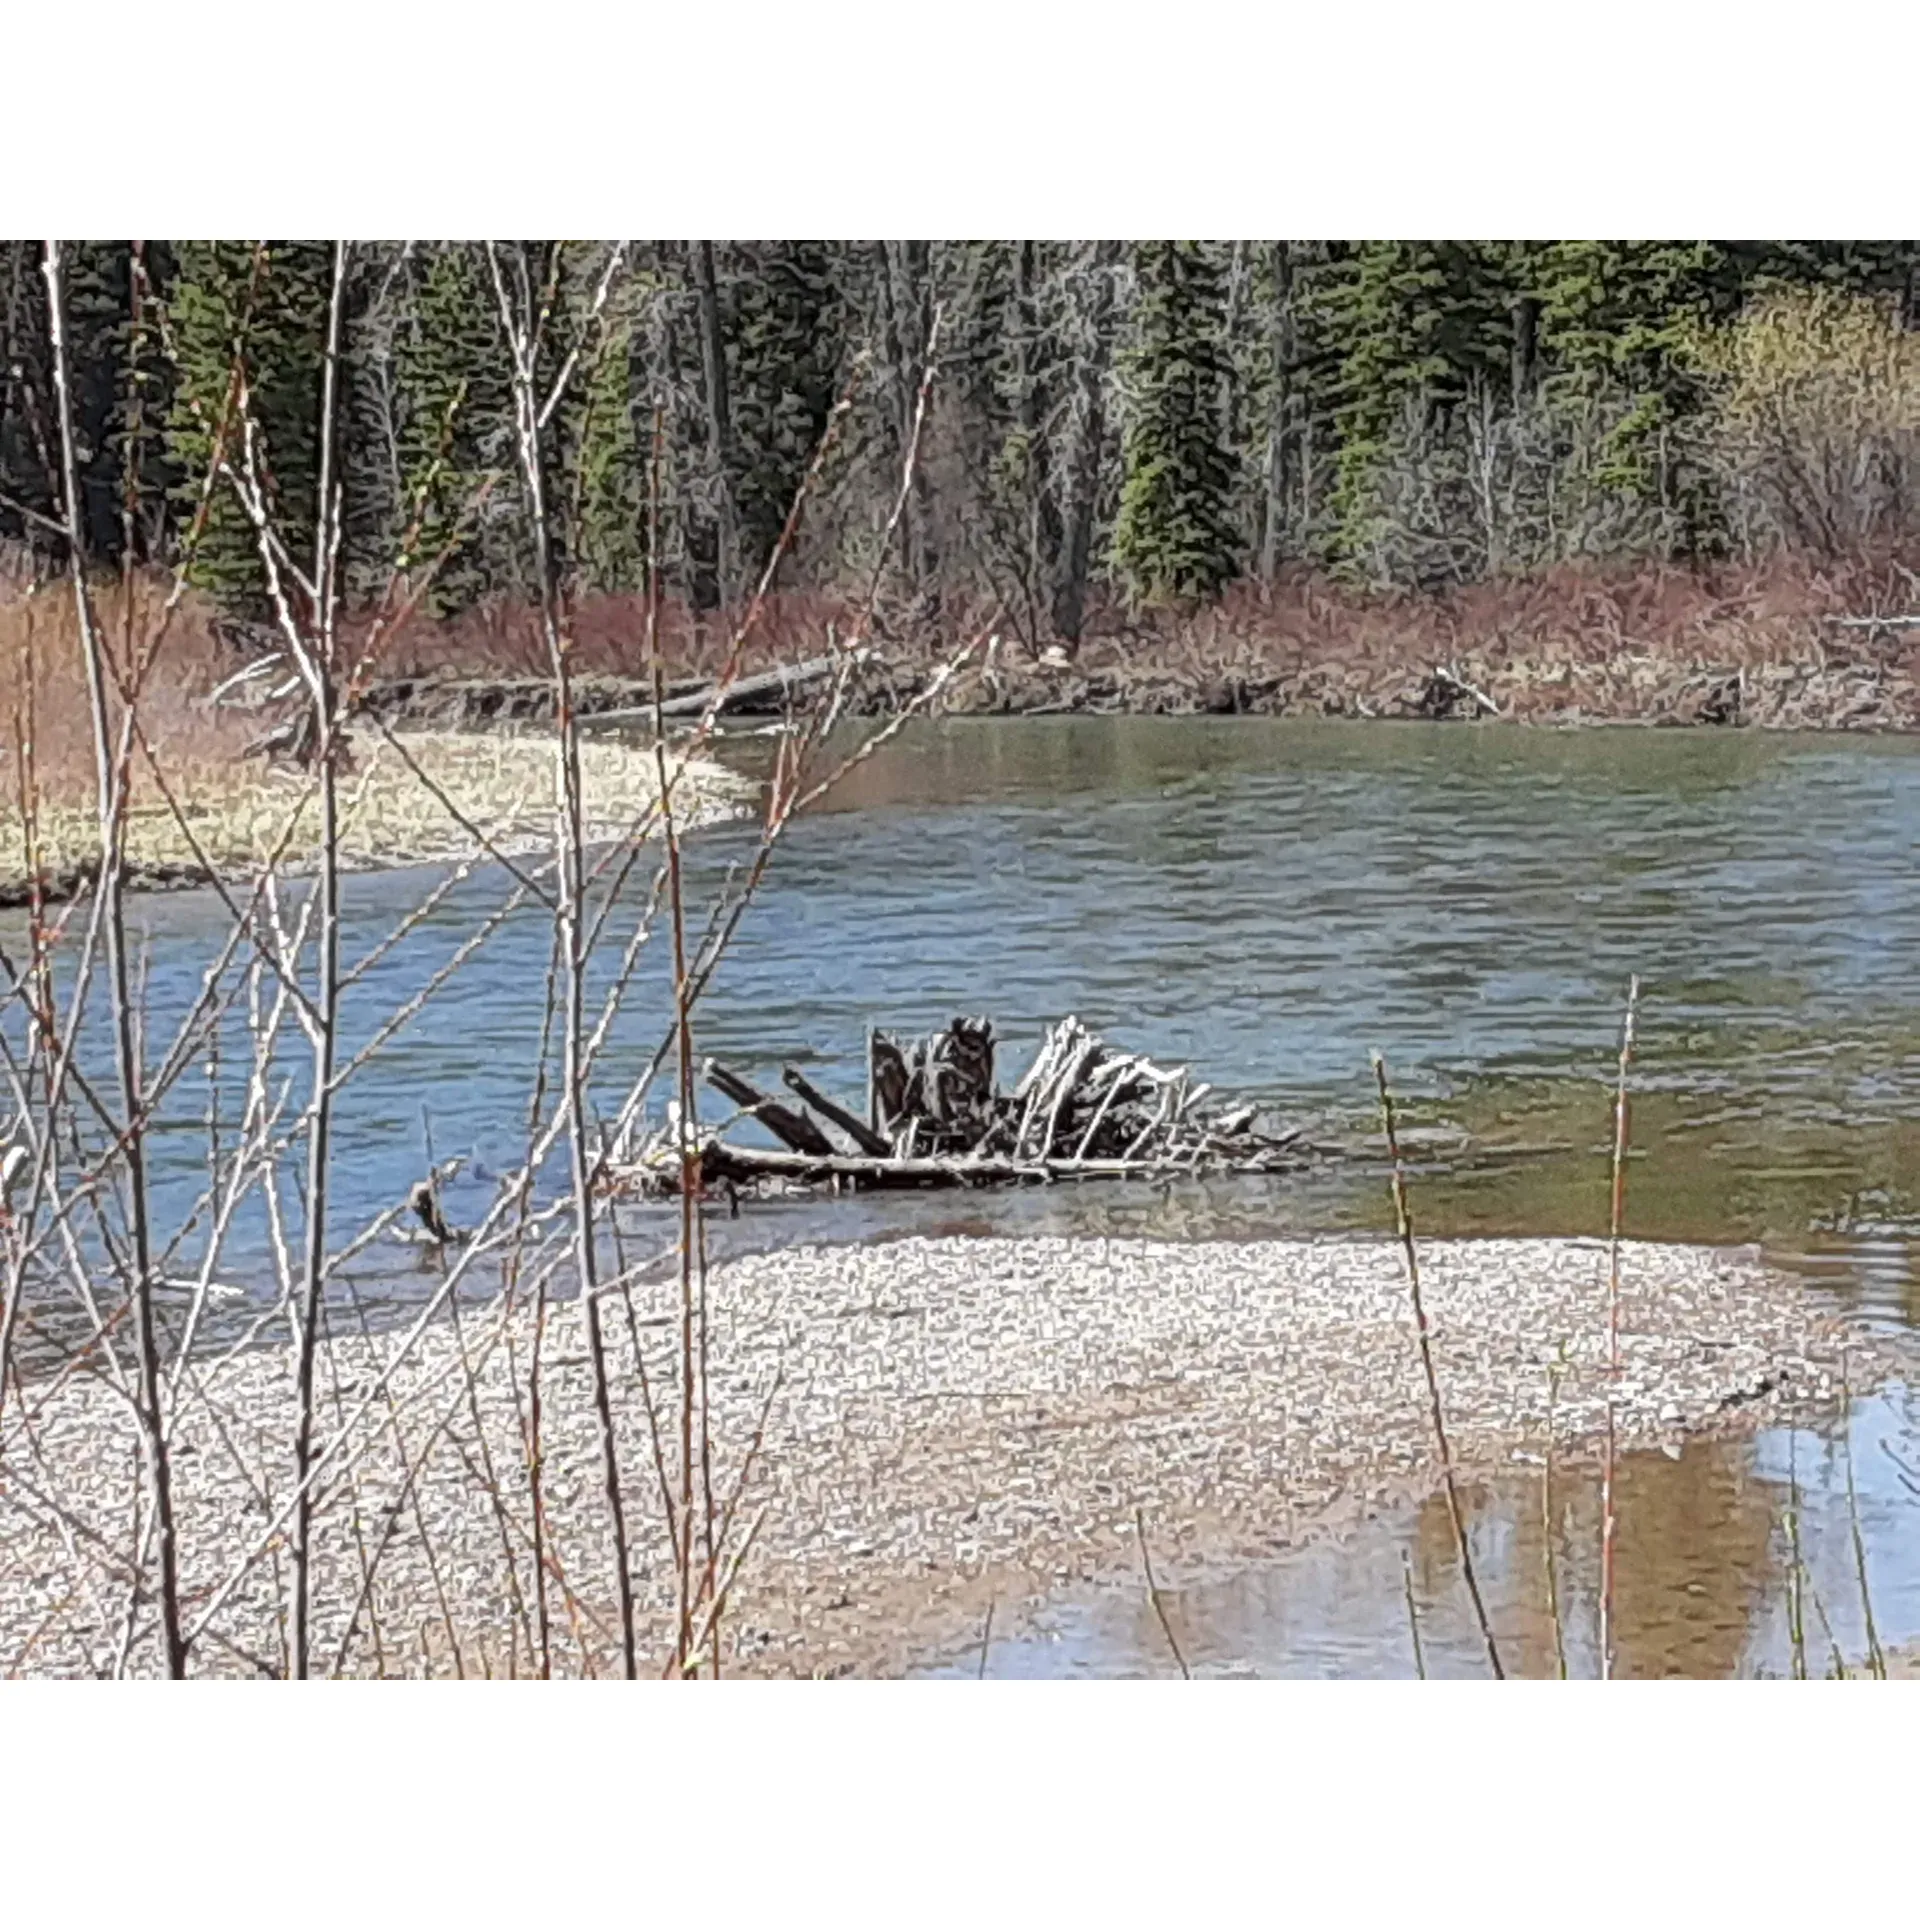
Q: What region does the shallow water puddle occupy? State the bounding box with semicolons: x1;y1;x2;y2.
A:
928;1379;1920;1679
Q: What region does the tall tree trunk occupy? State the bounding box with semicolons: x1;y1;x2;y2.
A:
1261;241;1295;582
662;298;720;613
1015;241;1064;621
693;241;735;604
881;240;938;601
1050;242;1119;649
1510;295;1540;406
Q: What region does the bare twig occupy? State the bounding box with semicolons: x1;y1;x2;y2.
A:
1134;1506;1191;1680
1373;1051;1504;1680
1599;974;1639;1682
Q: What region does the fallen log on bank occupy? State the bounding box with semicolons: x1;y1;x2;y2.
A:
617;1015;1319;1200
578;654;852;729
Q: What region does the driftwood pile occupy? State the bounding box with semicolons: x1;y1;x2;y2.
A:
619;1015;1314;1199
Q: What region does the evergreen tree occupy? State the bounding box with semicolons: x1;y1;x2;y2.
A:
724;242;844;580
1;242;176;569
1324;241;1527;567
1111;241;1241;605
1527;242;1766;552
574;311;646;593
163;241;334;613
391;242;519;612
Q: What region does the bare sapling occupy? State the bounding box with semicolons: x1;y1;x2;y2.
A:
1372;1051;1504;1679
284;240;347;1679
488;240;639;1678
1599;974;1639;1682
41;240;187;1677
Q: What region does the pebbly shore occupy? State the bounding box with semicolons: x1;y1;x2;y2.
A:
0;1233;1872;1678
0;727;751;908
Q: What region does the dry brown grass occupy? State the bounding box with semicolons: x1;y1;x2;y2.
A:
1082;549;1920;687
1;570;748;895
0;570;253;805
921;551;1920;726
368;587;854;685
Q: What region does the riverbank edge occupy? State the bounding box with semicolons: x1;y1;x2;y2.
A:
0;728;752;909
355;642;1920;739
833;1341;1888;1683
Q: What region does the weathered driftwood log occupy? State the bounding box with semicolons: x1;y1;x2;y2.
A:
700;1058;835;1157
781;1065;893;1157
676;1135;1312;1194
869;1017;996;1151
579;655;847;729
618;1014;1318;1201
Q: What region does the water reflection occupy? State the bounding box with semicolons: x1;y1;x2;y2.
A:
934;1384;1920;1680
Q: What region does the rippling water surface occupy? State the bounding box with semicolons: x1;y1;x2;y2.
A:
42;715;1917;1264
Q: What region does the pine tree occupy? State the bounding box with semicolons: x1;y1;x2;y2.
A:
391;242;520;613
574;312;646;594
1324;241;1527;568
1527;242;1763;552
1111;241;1241;605
724;242;844;581
163;242;334;613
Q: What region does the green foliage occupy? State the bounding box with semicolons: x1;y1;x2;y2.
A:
1526;242;1746;540
1111;241;1241;605
1690;285;1920;554
725;243;843;577
164;242;333;612
1324;241;1530;567
574;315;646;594
8;235;1915;621
0;243;176;568
391;243;518;613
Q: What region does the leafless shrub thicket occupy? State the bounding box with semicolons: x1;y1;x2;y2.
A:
0;240;978;1677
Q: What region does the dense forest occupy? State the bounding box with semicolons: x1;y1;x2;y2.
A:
4;241;1919;653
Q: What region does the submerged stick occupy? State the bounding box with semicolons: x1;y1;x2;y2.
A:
1544;1341;1569;1681
1373;1052;1504;1680
1599;974;1639;1682
1400;1547;1426;1680
1135;1507;1191;1680
1785;1431;1808;1681
1840;1371;1886;1679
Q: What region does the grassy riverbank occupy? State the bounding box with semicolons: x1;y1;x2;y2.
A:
873;557;1920;729
342;554;1920;734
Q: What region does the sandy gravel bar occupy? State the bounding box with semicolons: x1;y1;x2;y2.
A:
0;1234;1870;1678
1;728;750;901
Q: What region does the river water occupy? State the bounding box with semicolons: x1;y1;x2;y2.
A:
9;716;1920;1675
